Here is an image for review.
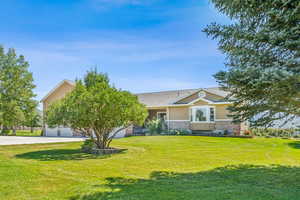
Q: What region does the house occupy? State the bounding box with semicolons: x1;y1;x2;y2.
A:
136;87;244;134
42;80;245;137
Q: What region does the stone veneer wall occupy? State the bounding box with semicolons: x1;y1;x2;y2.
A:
167;120;241;134
167;121;190;130
215;121;241;134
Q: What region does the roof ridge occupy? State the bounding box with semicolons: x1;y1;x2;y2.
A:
135;87;223;95
136;88;200;95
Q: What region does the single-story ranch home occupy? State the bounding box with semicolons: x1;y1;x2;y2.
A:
42;80;248;137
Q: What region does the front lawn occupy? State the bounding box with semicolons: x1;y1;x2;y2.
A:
3;129;42;137
0;136;300;200
15;129;42;136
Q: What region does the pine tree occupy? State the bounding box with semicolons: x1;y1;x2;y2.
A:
204;0;300;127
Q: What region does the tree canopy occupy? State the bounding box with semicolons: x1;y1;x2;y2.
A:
46;70;148;149
0;46;37;134
204;0;300;127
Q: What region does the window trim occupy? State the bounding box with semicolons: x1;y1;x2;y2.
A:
190;106;216;123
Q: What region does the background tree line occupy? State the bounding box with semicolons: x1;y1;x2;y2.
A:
0;46;41;135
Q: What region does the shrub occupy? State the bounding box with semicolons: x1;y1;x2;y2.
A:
224;129;230;136
168;129;191;135
0;129;10;136
249;128;296;138
145;119;163;135
81;139;96;153
243;130;251;136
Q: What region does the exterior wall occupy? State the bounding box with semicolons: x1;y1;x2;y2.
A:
45;126;126;138
43;82;75;111
167;120;241;133
193;100;209;106
44;126;75;137
215;104;231;120
190;123;215;131
215;121;240;133
168;107;189;120
111;128;127;138
125;125;134;136
42;82;76;137
165;102;236;132
43;81;238;136
168;121;190;130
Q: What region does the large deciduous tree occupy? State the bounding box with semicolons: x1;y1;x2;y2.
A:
46;70;148;149
204;0;300;127
0;46;36;134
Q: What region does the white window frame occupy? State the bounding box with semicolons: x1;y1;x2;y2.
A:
190;106;215;123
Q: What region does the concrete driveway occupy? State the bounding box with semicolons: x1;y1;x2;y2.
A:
0;136;85;146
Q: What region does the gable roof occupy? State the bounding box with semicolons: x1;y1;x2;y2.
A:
203;87;230;98
41;79;230;108
137;89;199;107
41;80;75;102
137;87;230;107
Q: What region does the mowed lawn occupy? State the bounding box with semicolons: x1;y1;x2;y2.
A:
1;136;300;200
4;130;42;137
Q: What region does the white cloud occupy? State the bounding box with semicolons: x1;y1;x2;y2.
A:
23;35;220;64
10;31;223;102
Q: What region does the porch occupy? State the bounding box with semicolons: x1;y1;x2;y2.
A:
132;107;240;135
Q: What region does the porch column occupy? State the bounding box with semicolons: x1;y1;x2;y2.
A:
167;107;170;132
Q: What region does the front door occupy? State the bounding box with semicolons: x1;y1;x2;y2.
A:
157;112;167;121
157;112;167;130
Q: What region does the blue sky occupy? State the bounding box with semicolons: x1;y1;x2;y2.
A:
1;0;230;101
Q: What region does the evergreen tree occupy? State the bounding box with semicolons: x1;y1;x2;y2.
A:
204;0;300;127
0;46;36;134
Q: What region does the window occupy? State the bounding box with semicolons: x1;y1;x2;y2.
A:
195;107;207;121
210;107;215;122
190;106;215;123
198;91;206;98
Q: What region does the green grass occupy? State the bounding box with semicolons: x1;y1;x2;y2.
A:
0;136;300;200
5;129;42;137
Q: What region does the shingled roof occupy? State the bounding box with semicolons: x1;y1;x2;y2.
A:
41;79;230;108
136;87;229;107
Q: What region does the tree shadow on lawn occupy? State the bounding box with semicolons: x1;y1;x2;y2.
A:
287;141;300;149
70;164;300;200
15;149;112;161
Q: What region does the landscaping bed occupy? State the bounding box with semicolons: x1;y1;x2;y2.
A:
83;147;127;155
81;139;127;155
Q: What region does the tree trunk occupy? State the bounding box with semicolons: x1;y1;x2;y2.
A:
12;127;16;136
30;126;34;133
106;127;127;148
1;126;9;136
94;132;103;149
